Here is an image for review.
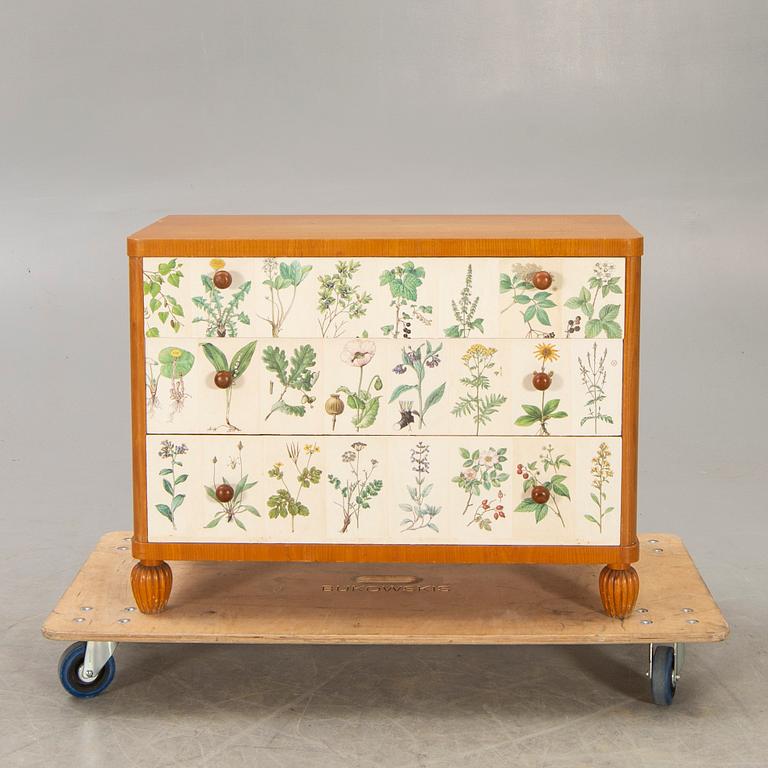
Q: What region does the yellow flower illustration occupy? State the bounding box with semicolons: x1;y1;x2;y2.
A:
304;443;320;455
461;343;497;363
209;258;226;270
169;348;183;358
534;343;559;363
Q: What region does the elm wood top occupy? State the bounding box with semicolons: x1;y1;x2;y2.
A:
128;215;643;258
43;532;727;645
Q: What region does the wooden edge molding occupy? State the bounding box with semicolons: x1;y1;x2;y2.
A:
128;237;643;260
620;255;641;546
131;539;640;565
130;257;148;540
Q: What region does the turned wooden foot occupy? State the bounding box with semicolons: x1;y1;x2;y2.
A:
599;563;639;619
131;560;173;614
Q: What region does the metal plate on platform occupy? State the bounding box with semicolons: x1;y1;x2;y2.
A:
42;532;728;645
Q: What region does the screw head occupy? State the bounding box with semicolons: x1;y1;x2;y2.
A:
117;618;131;624
640;619;653;625
80;606;93;612
682;608;694;613
653;548;664;553
116;546;128;551
648;539;659;544
83;669;95;678
636;607;649;613
686;619;699;624
73;617;86;623
124;607;136;612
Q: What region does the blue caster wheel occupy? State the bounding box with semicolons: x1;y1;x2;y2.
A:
58;642;116;698
650;645;676;706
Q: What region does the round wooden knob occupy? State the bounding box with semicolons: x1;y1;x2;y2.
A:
531;485;550;504
532;271;552;290
213;270;232;289
214;370;232;389
215;483;234;502
532;371;552;391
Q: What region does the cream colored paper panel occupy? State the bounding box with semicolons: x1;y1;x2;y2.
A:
142;257;625;340
146;435;621;546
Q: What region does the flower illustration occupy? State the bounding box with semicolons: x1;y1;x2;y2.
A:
452;446;509;530
480;449;498;467
499;265;557;339
155;441;189;528
461;343;497;364
328;442;383;533
393;364;407;374
514;445;571;526
534;343;559;363
452;344;506;435
515;346;567;436
585;442;615;532
341;339;376;367
267;442;322;532
400;442;440;532
209;258;226;270
336;340;383;431
389;342;445;430
204;441;259;529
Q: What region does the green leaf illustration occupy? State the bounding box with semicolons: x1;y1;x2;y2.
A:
158;347;195;378
423;382;446;412
230;341;258;380
201;343;229;372
262;346;289;385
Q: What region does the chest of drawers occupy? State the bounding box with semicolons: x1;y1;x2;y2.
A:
128;215;642;618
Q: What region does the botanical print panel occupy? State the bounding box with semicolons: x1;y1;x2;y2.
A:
146;337;621;437
146;435;621;545
143;257;625;340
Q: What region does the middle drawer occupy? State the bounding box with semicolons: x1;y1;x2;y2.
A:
145;337;622;437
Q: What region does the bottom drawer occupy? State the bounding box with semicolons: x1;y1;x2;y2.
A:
145;435;621;547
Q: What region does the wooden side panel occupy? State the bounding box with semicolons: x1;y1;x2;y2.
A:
620;255;641;549
130;256;148;540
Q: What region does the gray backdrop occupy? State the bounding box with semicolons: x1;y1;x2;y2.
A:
1;2;766;766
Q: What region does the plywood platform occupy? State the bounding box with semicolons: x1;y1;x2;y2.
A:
42;532;728;646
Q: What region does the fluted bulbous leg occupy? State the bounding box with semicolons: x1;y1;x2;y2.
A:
599;563;639;618
131;560;173;614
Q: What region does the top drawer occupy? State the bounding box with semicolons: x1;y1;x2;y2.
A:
142;257;625;341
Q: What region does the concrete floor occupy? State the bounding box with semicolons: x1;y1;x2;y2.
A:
2;475;765;768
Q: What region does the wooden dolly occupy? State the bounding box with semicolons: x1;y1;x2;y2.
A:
43;532;728;706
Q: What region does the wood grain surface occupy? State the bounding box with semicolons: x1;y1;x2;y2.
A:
44;532;727;645
128;215;644;258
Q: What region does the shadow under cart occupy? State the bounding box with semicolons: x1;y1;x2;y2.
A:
43;532;728;706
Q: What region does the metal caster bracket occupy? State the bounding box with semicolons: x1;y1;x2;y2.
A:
647;641;685;683
79;641;117;684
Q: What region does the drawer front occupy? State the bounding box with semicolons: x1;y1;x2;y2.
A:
145;336;623;437
141;257;625;340
146;435;621;546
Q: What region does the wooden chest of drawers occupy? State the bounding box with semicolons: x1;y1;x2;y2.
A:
128;215;642;618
